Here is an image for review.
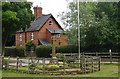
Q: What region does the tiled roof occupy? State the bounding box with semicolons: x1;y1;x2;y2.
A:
47;28;62;34
39;39;50;45
26;14;51;32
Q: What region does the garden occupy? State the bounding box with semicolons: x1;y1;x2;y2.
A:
1;63;119;78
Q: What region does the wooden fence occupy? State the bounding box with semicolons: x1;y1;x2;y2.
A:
1;55;100;75
64;52;119;63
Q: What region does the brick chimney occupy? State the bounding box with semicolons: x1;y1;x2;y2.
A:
33;6;42;19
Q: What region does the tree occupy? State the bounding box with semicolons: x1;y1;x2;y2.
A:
2;2;34;55
59;1;119;52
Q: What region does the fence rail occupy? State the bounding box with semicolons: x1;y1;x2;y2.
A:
63;52;119;63
1;55;100;75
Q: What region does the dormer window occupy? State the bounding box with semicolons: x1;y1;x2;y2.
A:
19;34;22;41
49;21;53;25
31;33;34;41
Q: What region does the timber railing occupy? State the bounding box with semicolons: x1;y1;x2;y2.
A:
63;52;119;63
1;56;100;75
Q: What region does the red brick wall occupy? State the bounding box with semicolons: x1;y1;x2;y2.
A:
16;17;68;46
51;34;68;46
15;32;26;46
46;30;52;43
38;17;61;40
26;31;38;46
60;35;68;46
34;7;42;19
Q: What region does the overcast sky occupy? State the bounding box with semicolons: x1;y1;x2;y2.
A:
27;0;72;28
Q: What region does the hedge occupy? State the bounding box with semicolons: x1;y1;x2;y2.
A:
4;45;78;57
56;45;78;53
35;45;78;57
4;46;25;57
35;45;52;57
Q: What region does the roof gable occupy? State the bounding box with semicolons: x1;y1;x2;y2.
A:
47;28;62;34
26;14;63;32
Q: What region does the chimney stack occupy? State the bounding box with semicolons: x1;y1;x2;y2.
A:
33;6;42;19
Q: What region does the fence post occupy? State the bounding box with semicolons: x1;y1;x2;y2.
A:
109;49;112;63
42;58;45;74
16;57;19;71
96;52;98;57
81;55;85;74
1;56;4;69
91;57;94;73
110;51;112;63
82;55;86;74
84;57;86;74
7;56;10;69
0;56;2;69
98;57;101;71
63;56;66;75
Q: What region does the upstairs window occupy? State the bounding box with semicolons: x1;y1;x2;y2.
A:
19;34;22;41
49;21;53;25
31;33;34;41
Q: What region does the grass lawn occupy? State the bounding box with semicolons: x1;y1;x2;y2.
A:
0;70;2;79
1;63;119;78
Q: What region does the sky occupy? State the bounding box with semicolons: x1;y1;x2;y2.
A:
27;0;72;28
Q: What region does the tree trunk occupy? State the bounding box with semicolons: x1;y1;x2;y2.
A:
2;34;8;56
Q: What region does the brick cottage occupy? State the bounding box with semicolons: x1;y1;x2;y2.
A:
15;6;68;46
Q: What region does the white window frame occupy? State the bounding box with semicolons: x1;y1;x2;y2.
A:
19;34;22;41
49;21;53;25
31;33;34;41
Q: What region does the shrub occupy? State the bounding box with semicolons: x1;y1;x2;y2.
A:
35;45;78;57
5;46;17;57
16;46;25;57
56;53;64;59
4;46;25;57
35;45;52;57
58;62;64;68
25;41;35;51
45;64;60;71
56;45;78;53
58;62;63;65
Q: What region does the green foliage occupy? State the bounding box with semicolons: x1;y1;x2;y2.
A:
16;46;25;57
59;2;120;52
4;46;25;57
2;2;34;50
25;41;35;51
45;64;60;71
35;45;52;57
56;45;78;53
56;53;64;59
58;62;63;65
35;45;78;57
19;67;28;71
58;62;64;68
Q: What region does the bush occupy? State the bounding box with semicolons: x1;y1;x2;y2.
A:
35;45;78;57
58;62;63;65
25;41;35;51
56;45;78;53
56;53;64;59
35;45;52;57
4;46;25;57
45;64;60;71
58;62;64;68
16;46;25;57
4;46;17;57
